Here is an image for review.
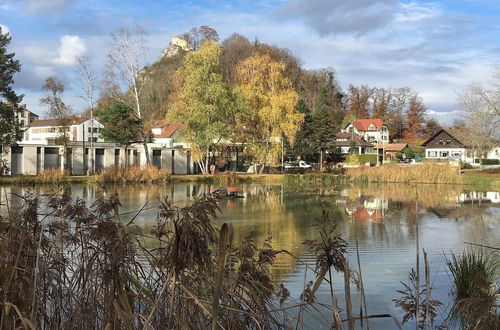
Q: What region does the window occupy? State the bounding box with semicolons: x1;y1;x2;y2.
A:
368;124;376;131
446;139;451;145
87;137;98;142
438;139;444;145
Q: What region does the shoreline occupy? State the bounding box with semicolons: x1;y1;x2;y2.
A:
0;170;499;189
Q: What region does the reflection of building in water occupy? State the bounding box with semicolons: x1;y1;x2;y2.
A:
459;191;500;204
345;196;388;222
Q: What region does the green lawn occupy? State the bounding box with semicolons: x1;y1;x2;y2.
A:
462;169;500;189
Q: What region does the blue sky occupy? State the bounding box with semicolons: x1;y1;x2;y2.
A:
1;0;499;124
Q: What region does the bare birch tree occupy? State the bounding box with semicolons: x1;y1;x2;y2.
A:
40;77;73;171
76;56;99;174
458;70;500;166
107;26;151;164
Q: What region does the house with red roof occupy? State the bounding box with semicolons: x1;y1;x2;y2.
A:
341;119;389;144
147;120;182;147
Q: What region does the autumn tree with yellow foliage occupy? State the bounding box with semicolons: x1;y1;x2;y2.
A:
168;40;247;174
236;53;304;173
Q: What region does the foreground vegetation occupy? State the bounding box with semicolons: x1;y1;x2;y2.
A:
0;188;497;329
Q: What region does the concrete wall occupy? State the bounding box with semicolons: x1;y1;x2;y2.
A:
162;149;172;172
72;147;85;175
173;149;188;174
104;149;115;169
22;146;38;175
5;144;195;176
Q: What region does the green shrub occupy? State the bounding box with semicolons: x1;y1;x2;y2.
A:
358;154;378;166
481;159;500;165
404;148;414;158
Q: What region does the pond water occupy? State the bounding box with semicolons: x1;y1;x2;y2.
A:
1;183;499;329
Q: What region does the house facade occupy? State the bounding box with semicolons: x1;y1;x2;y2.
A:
341;119;389;144
22;116;104;144
421;129;466;161
335;132;374;154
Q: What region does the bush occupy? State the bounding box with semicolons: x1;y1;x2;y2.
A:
479;158;500;165
460;161;473;169
346;154;360;165
404;148;414;159
358;154;378;166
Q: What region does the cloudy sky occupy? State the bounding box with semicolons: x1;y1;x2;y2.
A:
1;0;499;124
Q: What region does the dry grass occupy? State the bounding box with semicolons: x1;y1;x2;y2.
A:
98;165;171;183
347;163;463;184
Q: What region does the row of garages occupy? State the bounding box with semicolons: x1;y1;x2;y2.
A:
2;144;196;176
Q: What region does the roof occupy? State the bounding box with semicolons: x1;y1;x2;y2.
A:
349;119;385;131
373;143;408;152
28;116;91;128
421;128;464;147
335;133;373;147
148;121;180;138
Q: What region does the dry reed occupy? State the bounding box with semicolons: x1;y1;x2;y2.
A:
347;163;462;184
98;165;171;184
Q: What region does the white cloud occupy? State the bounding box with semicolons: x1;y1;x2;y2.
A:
23;35;86;67
0;24;10;35
54;35;87;66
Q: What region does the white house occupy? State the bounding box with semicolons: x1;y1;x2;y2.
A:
341;119;389;143
22;116;104;144
421;128;466;161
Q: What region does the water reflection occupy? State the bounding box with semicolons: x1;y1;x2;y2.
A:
0;182;498;328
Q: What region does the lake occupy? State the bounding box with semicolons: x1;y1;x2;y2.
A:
1;182;499;329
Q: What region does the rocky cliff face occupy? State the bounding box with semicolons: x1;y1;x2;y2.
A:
161;37;189;58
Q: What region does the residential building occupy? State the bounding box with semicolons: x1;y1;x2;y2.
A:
373;143;409;159
148;121;184;148
335;132;374;154
421;128;466;161
341;119;389;143
22;116;104;144
16;105;39;128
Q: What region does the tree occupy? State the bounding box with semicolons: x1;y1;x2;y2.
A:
387;87;411;141
107;26;151;164
458;75;500;166
423;118;441;138
40;77;73;165
169;40;244;174
236;52;304;173
288;99;315;160
0;29;23;149
345;85;373;118
404;94;426;142
76;56;99;173
180;25;219;51
100;101;142;165
220;33;253;85
372;88;392;120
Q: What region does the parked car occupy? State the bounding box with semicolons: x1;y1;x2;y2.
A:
298;160;312;168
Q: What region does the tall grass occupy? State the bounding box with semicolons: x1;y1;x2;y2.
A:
98;165;171;183
445;249;499;329
0;188;294;329
13;169;67;184
347;163;462;184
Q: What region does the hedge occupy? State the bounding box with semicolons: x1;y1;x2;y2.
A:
358;154;378;166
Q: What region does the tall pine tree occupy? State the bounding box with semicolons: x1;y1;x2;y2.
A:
0;29;23;147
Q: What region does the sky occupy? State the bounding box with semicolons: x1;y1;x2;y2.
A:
1;0;499;125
